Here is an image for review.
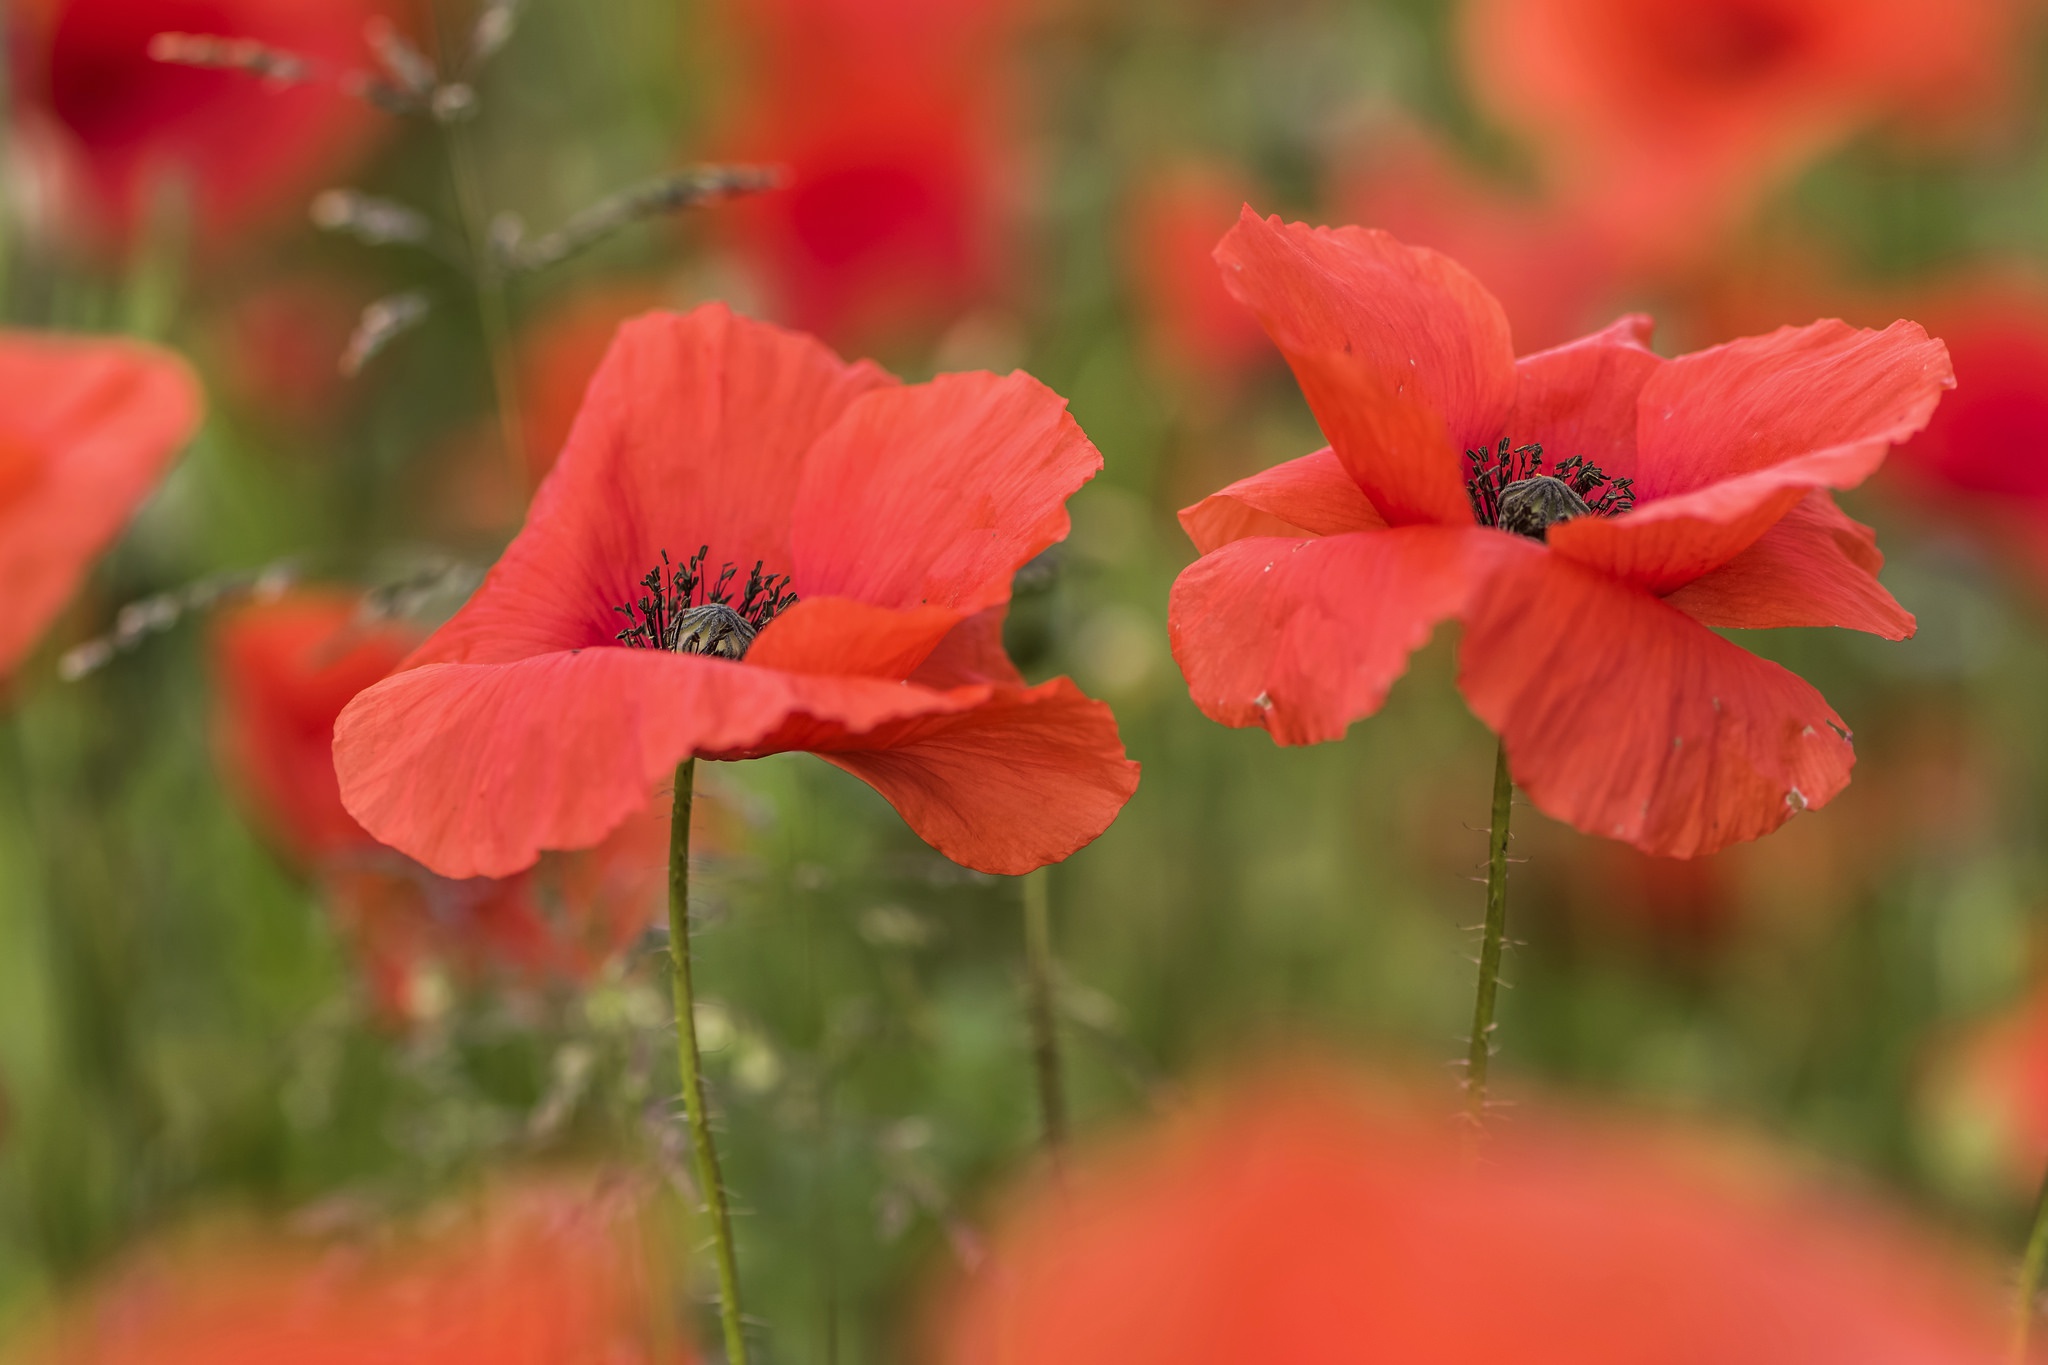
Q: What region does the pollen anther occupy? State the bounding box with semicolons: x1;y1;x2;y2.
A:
614;546;797;659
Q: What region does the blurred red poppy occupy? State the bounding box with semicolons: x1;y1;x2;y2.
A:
1171;211;1945;858
333;304;1138;881
1884;280;2048;574
0;332;201;680
934;1069;2014;1365
1124;162;1271;383
1460;0;2034;270
13;0;398;250
13;1174;691;1365
211;275;363;430
713;0;1028;344
213;591;668;1018
1331;130;1616;354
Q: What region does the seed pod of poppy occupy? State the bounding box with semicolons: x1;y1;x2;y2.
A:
1497;474;1588;540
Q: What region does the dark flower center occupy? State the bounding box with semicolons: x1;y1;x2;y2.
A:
1465;438;1635;540
614;547;798;660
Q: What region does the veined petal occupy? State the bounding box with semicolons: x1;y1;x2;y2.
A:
818;678;1140;874
1634;319;1952;501
1507;313;1663;482
1458;552;1856;859
1178;447;1386;555
790;369;1102;615
1547;439;1887;594
910;606;1026;689
747;596;962;678
1168;527;1505;746
334;648;986;879
414;304;895;667
1666;492;1913;639
1215;209;1516;526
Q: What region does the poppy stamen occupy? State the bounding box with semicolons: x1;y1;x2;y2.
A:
1464;437;1636;540
614;547;797;660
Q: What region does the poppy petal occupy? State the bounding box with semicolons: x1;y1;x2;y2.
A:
1178;447;1386;555
1169;527;1504;746
334;649;986;879
746;596;962;679
1633;319;1952;501
818;678;1140;874
0;334;201;675
1666;492;1913;639
1546;439;1888;594
413;303;896;667
911;605;1026;688
789;369;1102;615
1214;209;1515;526
1506;313;1662;482
1459;551;1855;858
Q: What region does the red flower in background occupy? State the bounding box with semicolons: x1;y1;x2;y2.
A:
13;1175;691;1365
1882;280;2048;583
334;304;1137;881
1123;162;1272;383
14;0;398;249
1460;0;2034;269
1171;211;1946;858
214;591;667;1018
714;0;1028;344
935;1070;2014;1365
211;275;363;430
1331;129;1616;354
0;332;200;680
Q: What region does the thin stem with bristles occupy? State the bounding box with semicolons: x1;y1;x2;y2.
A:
2013;1160;2048;1359
1463;741;1514;1129
667;759;747;1365
440;112;528;496
1022;867;1067;1157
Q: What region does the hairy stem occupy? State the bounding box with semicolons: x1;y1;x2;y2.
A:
668;759;747;1365
2015;1161;2048;1359
1022;868;1067;1156
1464;741;1514;1127
441;115;528;498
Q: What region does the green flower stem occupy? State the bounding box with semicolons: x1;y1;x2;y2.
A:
1464;741;1515;1127
1022;868;1067;1156
2014;1161;2048;1359
441;113;529;496
667;759;747;1365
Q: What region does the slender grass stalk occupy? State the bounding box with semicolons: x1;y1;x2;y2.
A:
667;758;747;1365
2014;1162;2048;1359
1463;741;1515;1127
440;114;529;497
1022;867;1067;1156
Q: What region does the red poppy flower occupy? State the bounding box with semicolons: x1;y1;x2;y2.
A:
12;1174;691;1365
712;0;1028;344
1123;162;1272;383
0;331;201;680
214;591;668;1018
333;303;1138;880
1170;211;1946;858
935;1069;2013;1365
1331;129;1617;354
15;0;398;249
1460;0;2035;269
1885;281;2048;558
